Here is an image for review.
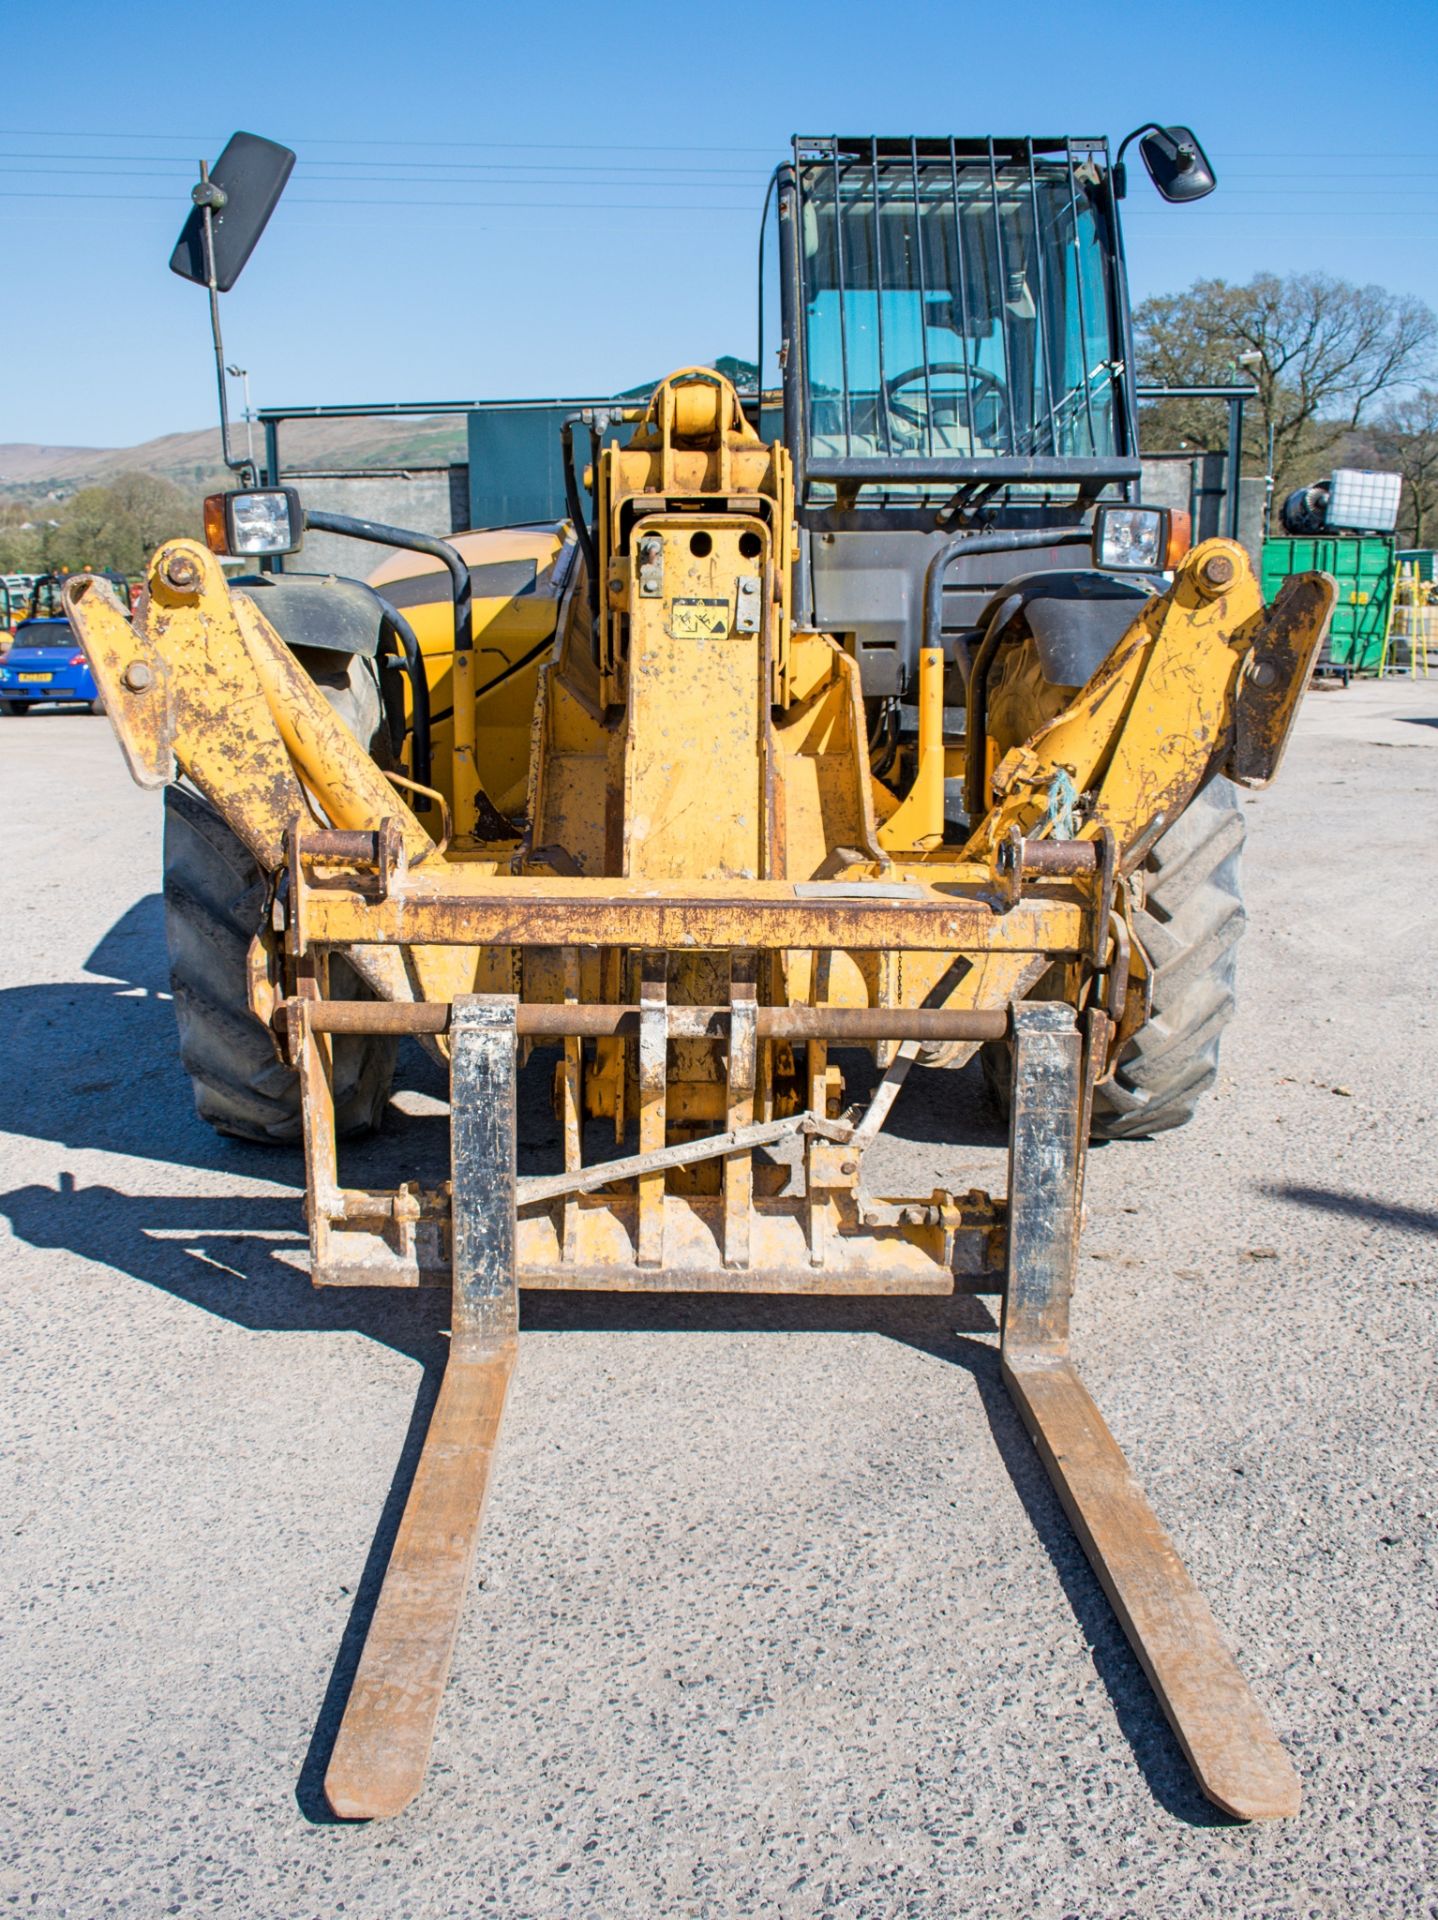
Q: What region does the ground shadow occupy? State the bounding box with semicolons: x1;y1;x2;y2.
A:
954;1328;1234;1828
2;1193;1222;1832
0;893;455;1180
836;1045;1009;1151
1264;1181;1438;1236
0;892;284;1175
0;1173;447;1365
0;895;1005;1179
294;1355;445;1823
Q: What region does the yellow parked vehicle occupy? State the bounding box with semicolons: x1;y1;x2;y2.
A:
68;126;1332;1825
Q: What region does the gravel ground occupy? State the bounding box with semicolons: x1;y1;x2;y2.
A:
1;683;1434;1919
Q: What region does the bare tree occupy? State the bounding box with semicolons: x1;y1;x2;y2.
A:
45;473;199;578
1135;273;1438;494
1347;389;1438;547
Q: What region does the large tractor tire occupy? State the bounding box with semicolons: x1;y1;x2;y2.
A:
160;652;397;1144
980;626;1248;1140
982;777;1248;1140
1090;776;1247;1138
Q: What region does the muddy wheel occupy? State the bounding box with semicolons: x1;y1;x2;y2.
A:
161;653;397;1144
983;778;1247;1140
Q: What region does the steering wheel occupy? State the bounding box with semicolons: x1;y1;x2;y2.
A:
883;362;1009;447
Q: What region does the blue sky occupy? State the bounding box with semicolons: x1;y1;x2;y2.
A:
4;0;1436;447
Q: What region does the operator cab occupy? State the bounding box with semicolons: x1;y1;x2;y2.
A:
792;138;1124;477
762;136;1191;699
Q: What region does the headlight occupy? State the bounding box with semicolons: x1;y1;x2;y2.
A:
1093;504;1170;572
203;486;304;557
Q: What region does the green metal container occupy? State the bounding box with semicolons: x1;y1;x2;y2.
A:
1261;535;1395;674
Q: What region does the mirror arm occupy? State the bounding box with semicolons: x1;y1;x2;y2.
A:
1111;124;1162;201
196;162;255;486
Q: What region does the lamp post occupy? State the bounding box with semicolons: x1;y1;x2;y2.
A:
225;364;256;473
1235;350;1274;539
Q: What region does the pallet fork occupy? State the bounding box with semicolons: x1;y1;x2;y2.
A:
321;994;1300;1823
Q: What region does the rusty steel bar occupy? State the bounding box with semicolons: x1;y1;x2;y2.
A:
517;1111;848;1208
323;996;520;1821
298;885;1088;954
1018;839;1098;876
299;1001;1012;1042
297;828;386;862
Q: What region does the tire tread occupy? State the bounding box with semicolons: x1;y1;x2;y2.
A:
160;658;395;1145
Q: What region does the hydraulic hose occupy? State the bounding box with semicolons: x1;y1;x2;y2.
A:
916;525;1089;817
922;525;1090;655
560;417;600;624
376;599;432;805
301;507;480;836
963;592;1025;818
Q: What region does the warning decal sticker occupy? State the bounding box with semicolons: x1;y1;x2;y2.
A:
670;597;730;639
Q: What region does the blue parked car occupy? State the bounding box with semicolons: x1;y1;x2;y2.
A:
0;573;125;715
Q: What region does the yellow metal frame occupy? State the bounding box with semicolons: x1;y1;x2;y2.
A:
63;381;1336;1232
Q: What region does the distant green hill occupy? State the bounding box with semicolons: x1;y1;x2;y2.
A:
0;415;469;503
0;362;759;504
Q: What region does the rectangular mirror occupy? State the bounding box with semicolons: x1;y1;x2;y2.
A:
1139;126;1216;203
170;132;296;291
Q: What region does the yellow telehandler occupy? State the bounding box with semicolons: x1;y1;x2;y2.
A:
66;127;1333;1824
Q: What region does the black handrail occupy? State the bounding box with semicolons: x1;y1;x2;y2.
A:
922;525;1091;655
301;510;472;655
375;598;432;804
299;508;466;817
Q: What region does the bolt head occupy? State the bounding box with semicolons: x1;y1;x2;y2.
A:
1200;552;1235;589
164;553;201;590
122;659;152;692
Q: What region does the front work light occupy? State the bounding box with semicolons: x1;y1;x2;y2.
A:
202;486;304;557
1093;504;1170;572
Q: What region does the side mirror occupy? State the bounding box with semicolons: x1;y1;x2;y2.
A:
1138;125;1216;203
170;132;295;291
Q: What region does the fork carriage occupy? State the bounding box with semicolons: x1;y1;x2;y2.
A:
291;867;1076;1296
